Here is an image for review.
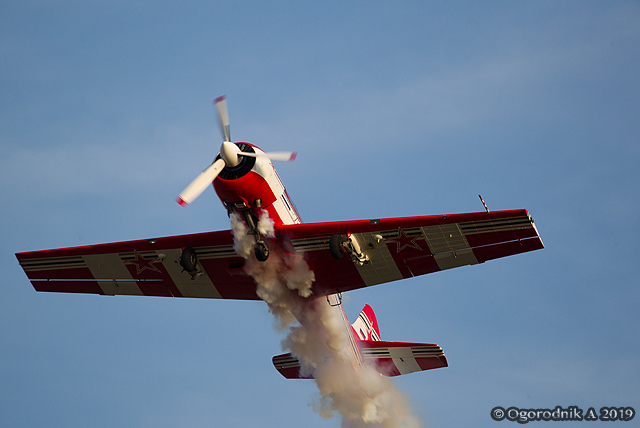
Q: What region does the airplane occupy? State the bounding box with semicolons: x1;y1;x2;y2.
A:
15;96;543;379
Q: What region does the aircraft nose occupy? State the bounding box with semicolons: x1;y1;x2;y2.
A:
220;141;240;167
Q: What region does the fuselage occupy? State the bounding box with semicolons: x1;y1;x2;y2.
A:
213;143;364;367
329;294;367;369
213;143;301;226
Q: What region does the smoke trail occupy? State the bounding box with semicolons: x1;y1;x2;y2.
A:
230;212;422;427
286;299;422;428
231;212;314;327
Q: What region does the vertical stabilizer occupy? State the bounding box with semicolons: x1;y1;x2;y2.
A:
351;304;381;341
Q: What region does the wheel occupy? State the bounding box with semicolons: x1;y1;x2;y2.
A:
329;234;345;259
254;240;269;262
180;247;197;272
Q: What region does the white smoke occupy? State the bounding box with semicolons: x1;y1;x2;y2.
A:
230;212;314;327
287;299;422;428
230;212;422;427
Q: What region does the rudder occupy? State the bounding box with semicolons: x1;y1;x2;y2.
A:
351;304;381;341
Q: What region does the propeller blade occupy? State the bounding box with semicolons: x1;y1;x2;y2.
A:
264;151;297;161
176;158;226;206
214;96;230;142
236;151;298;162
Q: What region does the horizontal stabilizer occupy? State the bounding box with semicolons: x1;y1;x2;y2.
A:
360;340;448;376
272;340;447;379
272;352;310;379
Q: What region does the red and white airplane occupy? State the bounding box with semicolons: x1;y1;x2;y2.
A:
16;96;543;379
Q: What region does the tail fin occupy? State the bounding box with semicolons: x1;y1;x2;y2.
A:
351;304;381;341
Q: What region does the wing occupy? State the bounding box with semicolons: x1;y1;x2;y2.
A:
17;209;542;300
16;230;260;300
279;209;543;296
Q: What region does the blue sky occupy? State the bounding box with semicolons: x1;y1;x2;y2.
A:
2;1;639;426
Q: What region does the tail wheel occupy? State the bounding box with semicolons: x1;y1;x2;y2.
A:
255;240;269;262
329;234;346;259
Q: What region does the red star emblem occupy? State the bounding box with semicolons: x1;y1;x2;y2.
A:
126;250;162;275
386;228;425;253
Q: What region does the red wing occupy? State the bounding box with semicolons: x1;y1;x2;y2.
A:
16;230;260;300
17;209;542;300
280;209;543;297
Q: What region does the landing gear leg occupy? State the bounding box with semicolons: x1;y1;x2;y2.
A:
240;207;270;262
329;233;369;265
254;240;269;262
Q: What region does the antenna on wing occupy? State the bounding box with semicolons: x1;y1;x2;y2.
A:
478;194;490;213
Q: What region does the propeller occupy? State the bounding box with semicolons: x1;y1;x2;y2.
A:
176;96;297;206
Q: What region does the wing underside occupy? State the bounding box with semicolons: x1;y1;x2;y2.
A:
16;230;260;300
16;209;543;299
281;208;544;296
